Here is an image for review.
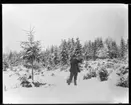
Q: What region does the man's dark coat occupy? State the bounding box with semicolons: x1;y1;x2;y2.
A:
69;58;81;73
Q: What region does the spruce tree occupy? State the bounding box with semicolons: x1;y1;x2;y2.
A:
120;37;126;59
20;27;41;83
70;38;76;58
66;38;72;64
60;40;68;66
111;41;119;58
92;40;97;60
83;40;93;60
74;37;82;58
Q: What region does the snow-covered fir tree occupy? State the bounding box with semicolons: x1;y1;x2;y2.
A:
74;37;83;58
120;37;126;59
60;40;68;66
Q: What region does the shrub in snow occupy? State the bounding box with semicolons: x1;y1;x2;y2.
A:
97;67;109;81
83;74;92;80
89;70;97;78
117;73;128;88
21;80;32;87
83;68;97;80
120;66;128;75
105;62;114;68
33;81;46;87
115;66;129;88
18;75;32;87
109;65;129;88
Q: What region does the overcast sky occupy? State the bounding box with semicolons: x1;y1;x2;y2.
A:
2;4;128;53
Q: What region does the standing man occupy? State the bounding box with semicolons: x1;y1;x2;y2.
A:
67;55;82;86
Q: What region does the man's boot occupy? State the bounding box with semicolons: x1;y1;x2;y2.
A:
67;78;71;85
74;80;77;86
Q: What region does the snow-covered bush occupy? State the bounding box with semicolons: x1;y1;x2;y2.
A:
83;68;97;80
104;62;114;69
109;64;129;88
33;81;46;87
117;73;128;88
117;66;128;76
97;67;109;81
89;69;97;78
21;80;32;87
83;73;92;80
18;74;32;87
116;66;129;88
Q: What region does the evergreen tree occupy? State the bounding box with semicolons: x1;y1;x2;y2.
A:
70;38;76;58
111;41;119;58
95;37;104;59
44;49;51;68
66;38;72;64
95;37;104;51
120;37;126;59
105;37;114;59
83;40;93;60
92;41;97;60
125;39;128;61
60;39;68;65
53;46;59;65
8;51;13;69
3;53;9;71
5;51;20;69
20;27;41;83
50;45;60;67
74;37;82;58
97;43;108;58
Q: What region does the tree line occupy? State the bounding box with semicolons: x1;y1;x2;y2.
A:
3;29;128;72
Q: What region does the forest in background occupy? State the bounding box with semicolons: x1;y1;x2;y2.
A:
3;33;128;71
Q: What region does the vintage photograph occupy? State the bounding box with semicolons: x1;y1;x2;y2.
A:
3;4;128;103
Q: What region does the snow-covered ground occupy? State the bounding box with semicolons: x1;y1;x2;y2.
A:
3;73;128;104
3;59;129;104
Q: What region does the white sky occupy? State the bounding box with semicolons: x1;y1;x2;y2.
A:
2;4;128;53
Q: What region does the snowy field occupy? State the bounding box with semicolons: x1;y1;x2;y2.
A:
3;59;129;104
3;77;129;104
